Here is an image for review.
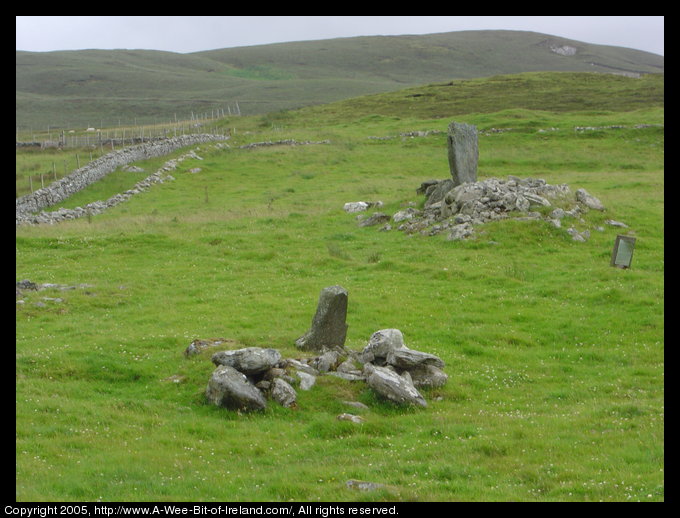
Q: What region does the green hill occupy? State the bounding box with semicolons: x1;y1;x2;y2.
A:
16;30;663;130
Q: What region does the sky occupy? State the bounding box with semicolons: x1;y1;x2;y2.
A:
16;16;664;56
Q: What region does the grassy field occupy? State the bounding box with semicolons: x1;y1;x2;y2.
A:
15;73;664;502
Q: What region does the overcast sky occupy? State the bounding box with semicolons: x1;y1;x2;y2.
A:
16;16;664;56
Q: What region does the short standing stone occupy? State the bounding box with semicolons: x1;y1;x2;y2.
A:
447;122;478;187
295;286;348;351
205;365;267;411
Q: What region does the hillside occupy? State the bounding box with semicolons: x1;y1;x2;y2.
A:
16;30;663;130
15;68;664;501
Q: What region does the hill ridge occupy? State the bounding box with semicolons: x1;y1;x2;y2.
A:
16;30;664;129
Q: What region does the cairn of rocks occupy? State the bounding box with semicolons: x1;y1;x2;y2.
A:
347;176;607;242
198;328;447;413
196;284;445;413
345;119;615;242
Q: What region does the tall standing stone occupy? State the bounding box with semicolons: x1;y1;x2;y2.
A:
295;285;348;351
447;122;478;187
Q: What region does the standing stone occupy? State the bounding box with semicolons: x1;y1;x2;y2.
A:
295;286;348;351
447;122;478;187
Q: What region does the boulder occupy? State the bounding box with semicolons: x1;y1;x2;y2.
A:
575;188;605;211
205;365;267;411
361;328;406;360
363;363;427;407
386;348;445;370
408;364;449;388
211;347;282;375
295;286;348;351
269;378;297;408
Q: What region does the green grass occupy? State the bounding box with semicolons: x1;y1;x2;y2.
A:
16;73;663;502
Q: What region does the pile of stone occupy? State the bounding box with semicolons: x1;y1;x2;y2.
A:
198;285;446;413
348;176;606;242
200;330;446;413
346;120;610;242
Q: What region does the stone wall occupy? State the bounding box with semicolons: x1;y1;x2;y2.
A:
16;134;228;218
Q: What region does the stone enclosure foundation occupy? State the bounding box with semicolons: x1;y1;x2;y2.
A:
189;286;446;414
16;134;229;225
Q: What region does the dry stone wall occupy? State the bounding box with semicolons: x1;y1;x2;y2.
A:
16;134;228;223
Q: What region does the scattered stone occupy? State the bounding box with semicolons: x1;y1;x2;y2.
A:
343;201;383;213
361;329;406;362
295;286;348;351
337;413;365;424
363;363;427;408
269;378;297;408
295;371;317;390
605;219;629;228
392;208;421;223
575;188;605;211
185;338;237;357
211;347;282;375
386;348;445;370
345;480;386;491
357;212;390;228
310;349;344;373
206;365;268;412
408;364;449;389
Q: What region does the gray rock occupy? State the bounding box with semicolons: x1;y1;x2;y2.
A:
363;363;427;407
447;122;478;187
295;286;348;351
575;188;605;211
362;329;405;360
205;365;267;412
295;370;316;390
408;364;449;388
605;219;629;228
424;179;454;208
345;480;386;491
310;349;343;373
343;201;369;213
269;378;297;407
337;413;365;424
357;212;390;227
386;348;445;370
211;347;282;375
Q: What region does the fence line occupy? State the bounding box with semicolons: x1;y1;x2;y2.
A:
16;106;239;149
